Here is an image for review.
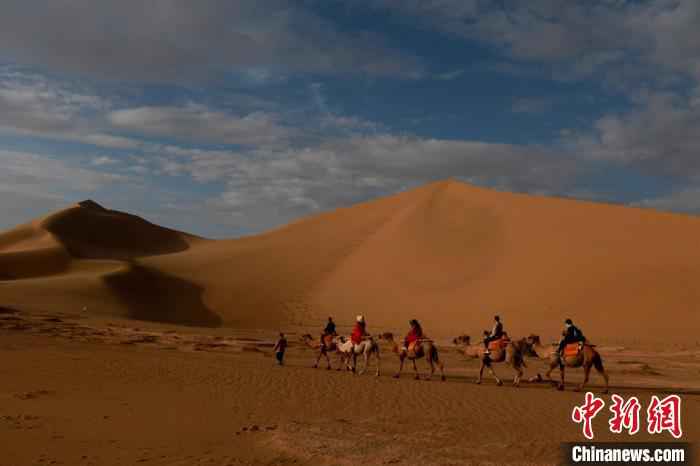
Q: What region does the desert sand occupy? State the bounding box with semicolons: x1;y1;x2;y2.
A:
1;179;699;465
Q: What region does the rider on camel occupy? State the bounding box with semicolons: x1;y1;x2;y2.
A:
403;319;424;353
483;315;504;355
557;318;585;357
351;315;367;348
320;316;337;348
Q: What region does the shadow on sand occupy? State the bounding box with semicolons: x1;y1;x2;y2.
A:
103;263;221;327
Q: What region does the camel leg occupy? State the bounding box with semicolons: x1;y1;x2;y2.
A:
394;353;405;378
487;364;503;386
341;352;349;371
335;352;343;371
412;359;419;380
593;353;609;394
313;350;322;368
359;351;369;376
424;356;435;381
433;348;445;382
576;362;592;392
374;348;381;377
544;364;554;383
337;352;344;371
558;364;566;391
476;360;484;384
324;351;332;370
513;363;523;387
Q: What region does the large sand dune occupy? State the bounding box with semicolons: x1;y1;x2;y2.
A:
2;180;700;344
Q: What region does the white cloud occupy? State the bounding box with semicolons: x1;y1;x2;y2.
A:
108;104;293;147
566;90;700;177
90;156;118;166
77;133;141;150
142;133;576;235
0;70;148;150
634;188;700;214
361;0;700;84
0;74;105;134
0;150;125;200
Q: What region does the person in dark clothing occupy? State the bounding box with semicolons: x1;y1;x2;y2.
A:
273;332;287;365
320;317;337;348
483;315;504;354
557;318;585;355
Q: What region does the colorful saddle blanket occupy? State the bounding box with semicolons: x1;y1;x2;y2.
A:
564;342;583;357
488;336;510;351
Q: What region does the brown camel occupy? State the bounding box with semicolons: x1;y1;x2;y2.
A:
453;334;527;387
381;333;446;381
300;334;349;371
525;334;609;393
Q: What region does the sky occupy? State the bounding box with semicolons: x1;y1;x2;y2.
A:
1;0;699;238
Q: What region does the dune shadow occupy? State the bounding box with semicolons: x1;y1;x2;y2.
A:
102;263;221;327
45;202;193;260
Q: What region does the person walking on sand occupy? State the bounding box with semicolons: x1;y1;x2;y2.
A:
273;332;288;366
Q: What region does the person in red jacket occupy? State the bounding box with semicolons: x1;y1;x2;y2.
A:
351;315;367;346
403;319;423;352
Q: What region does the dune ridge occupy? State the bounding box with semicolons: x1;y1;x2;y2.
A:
2;181;700;343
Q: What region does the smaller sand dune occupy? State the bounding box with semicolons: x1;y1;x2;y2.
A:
40;199;201;260
0;200;218;326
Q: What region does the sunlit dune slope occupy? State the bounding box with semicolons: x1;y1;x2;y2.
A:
1;181;699;343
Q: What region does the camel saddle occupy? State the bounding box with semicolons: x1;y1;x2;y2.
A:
322;334;335;348
407;340;423;357
488;335;510;351
563;342;583;357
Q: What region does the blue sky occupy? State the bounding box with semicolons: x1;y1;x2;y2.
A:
1;0;699;237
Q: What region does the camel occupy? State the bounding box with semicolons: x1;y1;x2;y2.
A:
300;334;349;371
381;333;446;381
524;334;609;393
453;334;527;387
337;336;381;376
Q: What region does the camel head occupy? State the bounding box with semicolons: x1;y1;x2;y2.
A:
452;334;471;346
516;337;539;357
377;332;401;353
300;333;313;342
525;334;541;346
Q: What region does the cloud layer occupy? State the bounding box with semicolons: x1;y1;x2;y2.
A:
0;0;422;81
0;1;699;236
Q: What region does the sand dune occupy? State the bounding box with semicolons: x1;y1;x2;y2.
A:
2;180;700;344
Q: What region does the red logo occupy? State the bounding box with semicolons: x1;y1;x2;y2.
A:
608;394;641;435
572;393;683;439
572;392;606;439
647;395;682;439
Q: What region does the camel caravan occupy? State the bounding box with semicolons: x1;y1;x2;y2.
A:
300;315;610;393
